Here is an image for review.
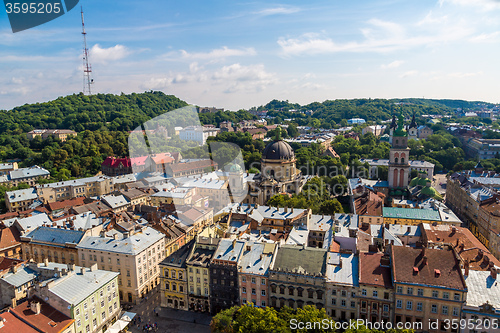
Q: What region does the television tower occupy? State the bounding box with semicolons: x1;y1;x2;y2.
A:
81;6;93;95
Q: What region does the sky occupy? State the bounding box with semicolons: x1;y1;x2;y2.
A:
1;0;500;111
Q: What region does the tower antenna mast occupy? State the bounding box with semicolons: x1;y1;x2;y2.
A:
81;6;93;95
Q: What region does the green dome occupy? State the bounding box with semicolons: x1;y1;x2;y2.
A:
224;163;243;173
409;176;431;187
421;186;443;201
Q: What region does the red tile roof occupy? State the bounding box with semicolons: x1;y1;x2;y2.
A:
0;226;21;250
0;311;38;333
355;190;384;216
359;252;393;288
391;246;466;290
102;156;132;168
422;224;500;271
0;257;25;274
47;197;86;212
11;297;74;333
130;156;148;166
150;153;174;165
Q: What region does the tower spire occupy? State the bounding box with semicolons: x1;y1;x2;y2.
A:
81;6;93;95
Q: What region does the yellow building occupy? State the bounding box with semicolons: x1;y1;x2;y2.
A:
391;246;467;332
159;240;195;310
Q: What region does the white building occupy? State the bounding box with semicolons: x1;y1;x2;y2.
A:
179;126;220;145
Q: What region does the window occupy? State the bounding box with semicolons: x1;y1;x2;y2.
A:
454;293;460;301
76;308;80;316
417;288;424;296
117;258;120;265
361;289;367;296
126;270;130;277
432;290;439;298
261;279;265;285
407;287;413;295
341;290;347;297
86;325;90;333
251;277;256;284
332;289;337;296
83;302;87;310
331;299;336;306
261;301;266;307
396;300;402;309
341;300;346;307
453;307;459;316
351;301;355;308
383;304;389;312
252;288;256;295
261;290;266;296
242;287;246;294
102;312;105;320
242;276;246;283
93;319;97;328
384;292;389;300
443;292;449;299
417;302;423;311
372;290;378;298
77;319;81;327
442;306;448;315
397;286;403;293
92;307;95;314
431;304;437;313
406;301;413;310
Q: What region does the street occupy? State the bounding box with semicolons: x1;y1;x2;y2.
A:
127;288;212;333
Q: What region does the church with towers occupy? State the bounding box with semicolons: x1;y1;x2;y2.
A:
388;113;411;189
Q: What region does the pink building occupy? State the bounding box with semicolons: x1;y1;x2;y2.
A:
238;242;277;308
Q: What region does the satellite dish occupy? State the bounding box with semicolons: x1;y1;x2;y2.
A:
45;297;48;301
67;305;71;309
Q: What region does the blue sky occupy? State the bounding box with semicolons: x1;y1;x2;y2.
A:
1;0;500;110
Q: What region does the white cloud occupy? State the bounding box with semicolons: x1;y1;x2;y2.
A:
278;15;475;56
179;46;256;61
381;60;405;69
90;44;130;64
448;71;483;78
256;6;300;16
469;31;500;42
400;70;418;78
439;0;500;11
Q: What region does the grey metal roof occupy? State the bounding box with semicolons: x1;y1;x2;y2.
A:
0;266;37;287
101;194;130;209
9;166;50;180
463;269;500;309
49;268;119;305
25;227;85;246
6;188;38;203
15;213;52;232
213;239;245;262
325;252;359;286
76;226;164;255
238;241;275;275
160;240;195;268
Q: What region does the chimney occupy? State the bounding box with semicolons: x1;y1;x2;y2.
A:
80;267;86;275
61;268;67;276
422;256;428;265
339;258;343;268
407;226;411;233
44;258;49;267
421;247;426;257
464;260;470;276
30;302;41;315
451;226;456;234
385;223;390;230
491;268;498;280
232;239;236;248
90;263;98;272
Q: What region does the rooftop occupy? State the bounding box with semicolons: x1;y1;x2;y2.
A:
382;207;441;221
6;188;38;203
359;253;392;289
391;246;466;290
11;297;74;333
326;252;359;286
272;245;327;276
24;227;85;246
463;269;500;309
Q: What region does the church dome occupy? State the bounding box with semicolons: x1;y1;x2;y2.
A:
262;140;294;161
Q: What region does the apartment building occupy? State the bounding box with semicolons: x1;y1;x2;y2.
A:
21;227;84;265
210;239;245;314
185;237;219;313
238;241;276;308
357;253;394;323
37;176;113;204
77;226;165;304
391;246;467;332
27;129;76;142
269;245;327;311
32;263;120;333
159;240;195;310
325;252;359;321
0;166;50;186
5;188;39;212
